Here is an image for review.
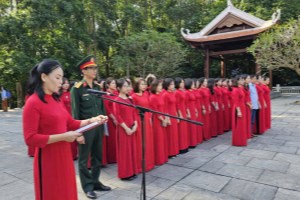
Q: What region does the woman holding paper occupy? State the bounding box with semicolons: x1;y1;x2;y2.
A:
23;59;107;200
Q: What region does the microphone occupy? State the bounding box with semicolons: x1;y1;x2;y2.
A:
87;89;115;96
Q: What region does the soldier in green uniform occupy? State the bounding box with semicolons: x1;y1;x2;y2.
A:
71;55;111;199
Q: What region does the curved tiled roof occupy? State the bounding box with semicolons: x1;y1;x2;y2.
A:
181;0;280;43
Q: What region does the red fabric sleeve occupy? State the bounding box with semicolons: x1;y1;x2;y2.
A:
149;95;156;110
149;95;162;119
66;112;81;131
23;99;49;148
133;107;138;122
103;96;115;115
162;93;169;114
113;98;125;124
185;92;190;110
132;94;141;118
231;88;239;108
175;91;181;112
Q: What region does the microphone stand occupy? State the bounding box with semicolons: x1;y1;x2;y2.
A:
89;92;203;200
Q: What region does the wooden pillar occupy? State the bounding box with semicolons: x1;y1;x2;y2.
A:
255;63;261;75
269;69;273;88
204;48;210;78
220;58;226;78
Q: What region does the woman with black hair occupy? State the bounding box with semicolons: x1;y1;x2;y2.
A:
61;77;71;113
162;78;179;157
145;74;157;94
198;77;211;141
114;78;138;180
132;78;155;172
207;78;218;137
184;78;198;148
103;77;119;164
149;79;168;165
231;75;248;146
174;77;189;153
23;59;107;200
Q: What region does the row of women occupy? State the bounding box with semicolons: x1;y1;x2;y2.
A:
87;74;271;180
28;73;271;180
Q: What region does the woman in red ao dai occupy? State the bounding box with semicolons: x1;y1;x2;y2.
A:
162;78;179;157
114;78;138;180
174;78;189;153
149;80;169;165
132;78;155;172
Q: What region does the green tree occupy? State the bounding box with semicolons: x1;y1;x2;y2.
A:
0;0;92;83
1;0;300;91
112;30;186;78
248;18;300;76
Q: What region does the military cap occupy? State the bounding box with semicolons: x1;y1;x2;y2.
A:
76;55;97;70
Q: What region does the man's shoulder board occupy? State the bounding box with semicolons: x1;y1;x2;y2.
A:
74;82;83;88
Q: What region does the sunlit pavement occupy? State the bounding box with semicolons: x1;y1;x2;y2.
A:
1;94;300;200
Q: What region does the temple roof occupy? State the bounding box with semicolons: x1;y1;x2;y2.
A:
181;0;280;45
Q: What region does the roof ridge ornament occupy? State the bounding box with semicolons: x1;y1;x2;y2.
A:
272;9;281;23
227;0;234;7
180;28;190;36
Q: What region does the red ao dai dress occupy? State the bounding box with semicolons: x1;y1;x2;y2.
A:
221;87;230;132
193;89;204;144
185;90;198;147
103;90;119;163
209;91;218;137
23;94;81;200
256;84;267;134
231;87;248;146
262;84;271;130
199;87;211;140
114;97;138;179
163;91;180;156
131;92;155;172
149;93;168;165
174;89;189;151
214;86;224;135
243;87;252;139
227;88;233;131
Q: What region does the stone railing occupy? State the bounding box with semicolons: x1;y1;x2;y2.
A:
272;85;300;94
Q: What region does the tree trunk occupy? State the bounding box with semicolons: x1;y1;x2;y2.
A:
16;81;23;108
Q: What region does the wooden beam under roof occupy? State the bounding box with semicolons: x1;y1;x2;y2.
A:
209;48;247;56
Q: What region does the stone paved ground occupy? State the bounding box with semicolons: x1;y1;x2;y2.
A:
1;94;300;200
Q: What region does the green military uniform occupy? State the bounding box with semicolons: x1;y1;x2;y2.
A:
71;57;106;193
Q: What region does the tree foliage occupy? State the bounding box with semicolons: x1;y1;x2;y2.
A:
248;18;300;76
0;0;300;100
112;30;186;78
